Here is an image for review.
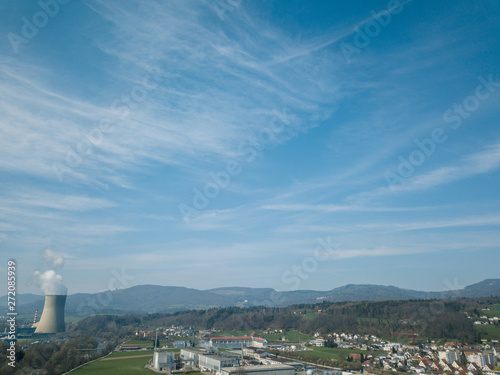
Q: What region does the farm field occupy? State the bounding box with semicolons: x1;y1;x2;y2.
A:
69;355;154;375
108;350;155;358
474;323;500;340
481;305;500;318
261;330;311;342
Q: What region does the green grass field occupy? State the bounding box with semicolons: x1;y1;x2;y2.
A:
482;305;500;318
108;350;155;358
70;356;154;375
280;330;311;342
303;313;319;320
109;348;179;358
258;332;283;340
257;330;310;343
475;323;500;340
294;350;337;359
123;339;155;348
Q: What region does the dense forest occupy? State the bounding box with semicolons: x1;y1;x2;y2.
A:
77;297;500;344
0;336;114;375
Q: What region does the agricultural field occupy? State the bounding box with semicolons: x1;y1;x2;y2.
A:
474;323;500;340
481;304;500;318
303;312;320;320
69;347;203;375
70;355;154;375
259;330;310;342
295;349;340;360
282;330;311;342
259;333;285;342
123;339;155;348
108;350;155;358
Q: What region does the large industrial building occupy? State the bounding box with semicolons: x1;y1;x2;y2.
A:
222;365;295;375
198;354;239;373
210;335;268;349
181;348;240;373
34;295;66;333
153;351;176;371
180;347;207;366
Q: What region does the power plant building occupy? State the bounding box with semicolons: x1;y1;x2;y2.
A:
180;347;207;366
34;295;66;333
153;351;176;371
198;354;239;373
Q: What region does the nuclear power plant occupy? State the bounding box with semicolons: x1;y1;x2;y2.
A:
34;295;66;333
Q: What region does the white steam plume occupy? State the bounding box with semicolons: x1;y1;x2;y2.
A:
34;249;68;295
43;248;64;269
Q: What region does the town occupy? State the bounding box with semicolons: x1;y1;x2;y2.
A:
114;324;500;375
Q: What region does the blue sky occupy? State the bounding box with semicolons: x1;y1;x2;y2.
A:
1;0;499;295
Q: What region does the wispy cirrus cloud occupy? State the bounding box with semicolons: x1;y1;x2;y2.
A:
1;0;500;293
350;140;500;202
260;203;431;213
0;190;116;212
1;0;348;189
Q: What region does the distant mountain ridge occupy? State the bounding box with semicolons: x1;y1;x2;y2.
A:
4;279;499;317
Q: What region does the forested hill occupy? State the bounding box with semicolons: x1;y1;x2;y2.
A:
75;296;500;344
5;279;500;317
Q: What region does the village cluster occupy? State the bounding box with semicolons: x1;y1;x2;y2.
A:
123;325;500;375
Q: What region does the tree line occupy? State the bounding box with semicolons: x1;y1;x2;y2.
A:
76;297;500;343
3;296;496;374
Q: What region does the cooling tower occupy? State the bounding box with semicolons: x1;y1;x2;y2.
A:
34;295;66;333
